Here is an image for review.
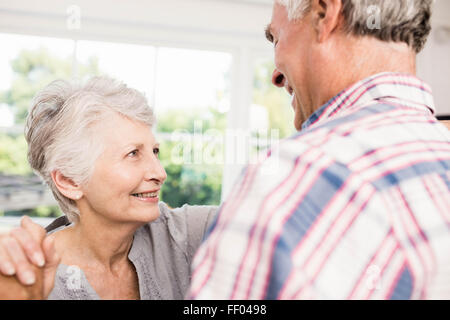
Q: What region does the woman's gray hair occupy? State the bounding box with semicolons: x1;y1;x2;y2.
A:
275;0;432;53
25;76;155;223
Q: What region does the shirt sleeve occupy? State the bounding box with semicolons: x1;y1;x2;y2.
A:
161;202;219;265
188;141;390;299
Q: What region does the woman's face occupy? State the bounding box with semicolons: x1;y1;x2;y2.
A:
80;112;167;225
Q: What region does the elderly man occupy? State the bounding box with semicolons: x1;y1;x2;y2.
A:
188;0;450;299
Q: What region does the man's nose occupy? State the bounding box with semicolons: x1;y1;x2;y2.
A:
272;69;285;88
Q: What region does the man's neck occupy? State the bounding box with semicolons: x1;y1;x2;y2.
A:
313;36;417;111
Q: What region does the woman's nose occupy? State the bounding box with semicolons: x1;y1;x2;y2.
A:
157;164;167;184
145;157;167;185
272;69;285;88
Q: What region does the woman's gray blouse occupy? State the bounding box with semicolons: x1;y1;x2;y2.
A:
46;202;218;300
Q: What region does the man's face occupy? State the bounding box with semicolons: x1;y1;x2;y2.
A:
266;3;316;130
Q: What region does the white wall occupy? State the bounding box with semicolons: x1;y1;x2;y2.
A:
417;0;450;115
0;0;273;51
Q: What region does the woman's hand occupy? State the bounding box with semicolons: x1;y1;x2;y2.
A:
0;216;60;299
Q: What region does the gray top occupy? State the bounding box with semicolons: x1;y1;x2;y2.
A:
46;202;218;300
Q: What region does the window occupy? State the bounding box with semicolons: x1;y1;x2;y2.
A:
75;40;156;100
247;57;295;167
154;47;232;207
252;57;295;141
0;32;232;230
0;33;76;228
0;33;75;126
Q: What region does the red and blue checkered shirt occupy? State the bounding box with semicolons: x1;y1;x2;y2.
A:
188;72;450;299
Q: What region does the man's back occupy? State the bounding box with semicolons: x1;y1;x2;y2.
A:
189;72;450;299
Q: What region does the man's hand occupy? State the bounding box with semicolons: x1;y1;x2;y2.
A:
0;216;60;299
0;265;44;300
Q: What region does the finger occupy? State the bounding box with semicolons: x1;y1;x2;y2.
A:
10;227;45;268
42;236;60;268
2;236;36;286
42;236;61;298
20;216;46;244
0;243;16;276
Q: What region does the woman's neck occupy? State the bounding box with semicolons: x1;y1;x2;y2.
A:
54;212;142;274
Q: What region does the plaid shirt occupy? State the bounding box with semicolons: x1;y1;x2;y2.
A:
188;72;450;299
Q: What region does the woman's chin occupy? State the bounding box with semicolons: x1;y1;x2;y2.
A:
130;206;161;224
97;197;161;224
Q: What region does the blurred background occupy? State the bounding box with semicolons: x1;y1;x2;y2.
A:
0;0;449;231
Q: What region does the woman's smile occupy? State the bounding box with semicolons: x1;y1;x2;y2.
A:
131;189;160;203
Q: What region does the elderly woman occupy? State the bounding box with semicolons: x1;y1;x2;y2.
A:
0;77;218;299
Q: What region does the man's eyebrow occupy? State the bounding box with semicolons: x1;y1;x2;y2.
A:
265;24;274;43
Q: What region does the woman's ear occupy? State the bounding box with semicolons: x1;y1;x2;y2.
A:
50;170;83;201
311;0;343;42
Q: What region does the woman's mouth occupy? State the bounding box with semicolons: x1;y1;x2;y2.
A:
131;191;159;203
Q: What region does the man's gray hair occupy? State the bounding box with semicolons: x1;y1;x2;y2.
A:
25;76;155;223
275;0;432;53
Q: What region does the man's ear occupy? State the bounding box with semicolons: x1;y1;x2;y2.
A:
310;0;343;42
50;170;83;200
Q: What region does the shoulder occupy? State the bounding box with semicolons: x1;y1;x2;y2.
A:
155;202;219;259
157;202;218;231
284;103;447;168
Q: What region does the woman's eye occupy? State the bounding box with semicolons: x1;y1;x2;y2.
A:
153;148;160;156
128;149;139;157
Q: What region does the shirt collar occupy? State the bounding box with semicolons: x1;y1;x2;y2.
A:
301;72;435;130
